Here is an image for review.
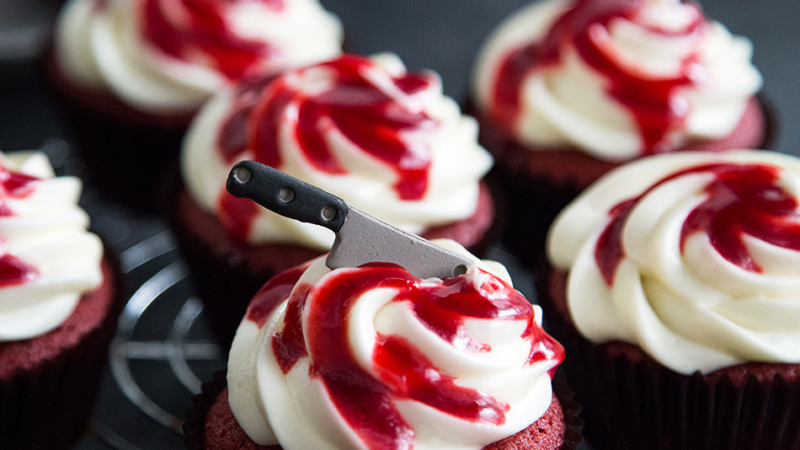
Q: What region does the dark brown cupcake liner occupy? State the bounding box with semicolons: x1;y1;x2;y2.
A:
537;262;800;450
0;257;124;450
185;371;582;450
553;373;585;450
42;47;192;212
184;371;227;450
487;162;582;267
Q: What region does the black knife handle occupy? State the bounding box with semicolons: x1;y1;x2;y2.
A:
226;161;349;232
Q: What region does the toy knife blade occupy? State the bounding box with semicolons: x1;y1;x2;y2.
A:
226;161;473;279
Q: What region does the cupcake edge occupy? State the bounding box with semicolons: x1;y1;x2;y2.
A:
184;371;583;450
0;256;124;450
537;260;800;450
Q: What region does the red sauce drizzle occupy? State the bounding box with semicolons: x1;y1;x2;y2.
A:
269;263;563;450
0;164;41;286
492;0;704;153
245;262;309;327
140;0;283;81
272;283;311;373
595;163;800;285
217;55;438;241
0;255;39;287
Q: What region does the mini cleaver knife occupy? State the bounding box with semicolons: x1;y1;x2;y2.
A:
226;160;473;280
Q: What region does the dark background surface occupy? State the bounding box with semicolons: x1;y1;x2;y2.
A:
0;0;798;449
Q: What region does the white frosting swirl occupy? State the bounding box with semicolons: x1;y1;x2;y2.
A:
229;240;561;449
548;151;800;374
183;53;493;249
0;151;103;342
473;0;762;159
54;0;343;114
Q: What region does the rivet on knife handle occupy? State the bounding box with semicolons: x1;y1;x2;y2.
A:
226;161;349;232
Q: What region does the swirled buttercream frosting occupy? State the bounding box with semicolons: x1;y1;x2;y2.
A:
54;0;343;113
473;0;762;160
228;240;564;449
548;151;800;374
183;53;493;248
0;151;103;342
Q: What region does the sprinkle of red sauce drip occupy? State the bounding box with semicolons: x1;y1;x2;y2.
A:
140;0;282;81
595;163;800;285
0;255;39;287
217;55;438;240
374;334;509;426
272;283;311;374
594;199;638;286
492;0;704;153
246;263;309;327
0;169;40;217
268;263;563;450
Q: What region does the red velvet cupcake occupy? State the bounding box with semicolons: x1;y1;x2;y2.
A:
0;151;122;449
184;242;582;450
471;0;770;263
542;151;800;449
169;53;498;347
46;0;344;210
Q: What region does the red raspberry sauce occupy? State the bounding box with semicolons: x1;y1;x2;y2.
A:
492;0;704;153
595;163;800;285
140;0;283;80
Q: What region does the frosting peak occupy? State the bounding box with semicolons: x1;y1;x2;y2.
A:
54;0;343;113
548;151;800;374
473;0;762;159
228;241;563;449
183;53;493;248
219;55;439;200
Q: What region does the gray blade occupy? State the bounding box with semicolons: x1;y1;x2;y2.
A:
326;208;474;280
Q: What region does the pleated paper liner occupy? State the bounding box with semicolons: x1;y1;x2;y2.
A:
185;371;582;450
537;262;800;450
0;258;124;450
42;46;193;213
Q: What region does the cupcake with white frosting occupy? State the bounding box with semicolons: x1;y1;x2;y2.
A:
0;150;121;450
471;0;768;261
541;150;800;450
170;53;498;347
47;0;344;210
185;240;582;450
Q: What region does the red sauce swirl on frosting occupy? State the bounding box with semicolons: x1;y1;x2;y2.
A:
0;164;40;286
139;0;283;80
493;0;704;153
216;55;439;241
596;163;800;285
248;262;564;450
